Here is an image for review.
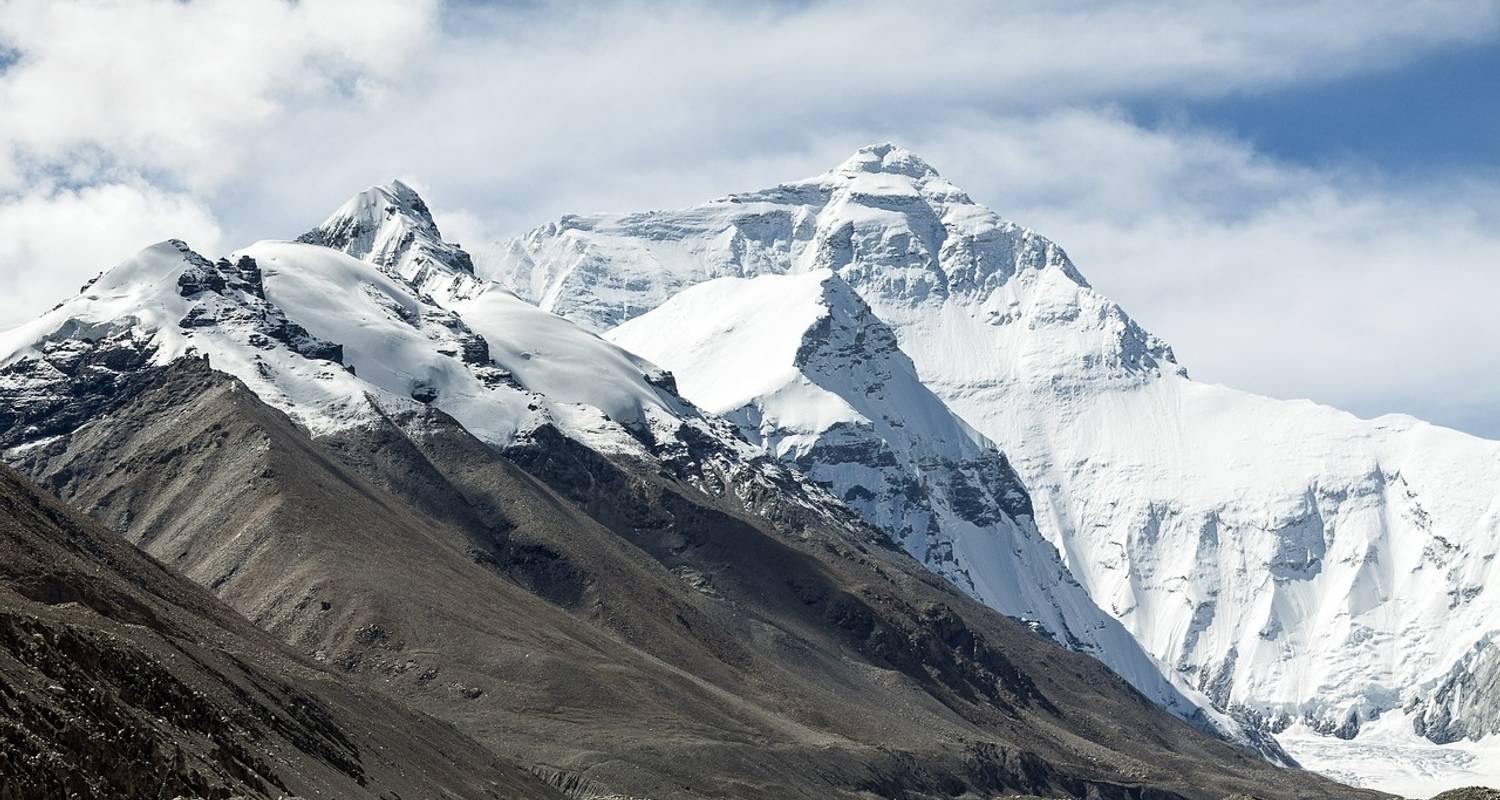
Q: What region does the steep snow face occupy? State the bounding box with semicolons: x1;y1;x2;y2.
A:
488;144;1500;750
299;180;485;302
607;269;1241;736
609;270;1038;595
448;288;691;442
965;364;1500;738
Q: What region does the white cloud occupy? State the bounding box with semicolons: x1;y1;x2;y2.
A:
0;0;1498;434
0;0;436;190
215;0;1498;231
0;0;434;324
0;183;222;325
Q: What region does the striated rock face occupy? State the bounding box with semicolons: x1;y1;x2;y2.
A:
486;142;1500;744
1409;635;1500;744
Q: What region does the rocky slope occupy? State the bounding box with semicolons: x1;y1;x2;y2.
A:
1408;635;1500;744
486;144;1500;755
0;461;562;800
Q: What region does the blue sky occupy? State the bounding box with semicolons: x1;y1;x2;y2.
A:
1110;33;1500;436
1163;37;1500;176
0;0;1498;436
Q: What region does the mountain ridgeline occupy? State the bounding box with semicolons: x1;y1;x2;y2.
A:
0;146;1456;798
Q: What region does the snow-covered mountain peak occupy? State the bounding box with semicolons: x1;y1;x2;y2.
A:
830;142;939;180
299;179;481;301
800;144;982;209
485;147;1181;394
351;179;442;232
310;179;445;250
609;269;960;449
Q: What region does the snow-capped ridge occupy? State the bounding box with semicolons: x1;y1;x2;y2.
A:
0;239;374;451
4;209;887;575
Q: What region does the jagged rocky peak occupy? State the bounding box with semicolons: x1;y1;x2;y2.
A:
307;179;444;251
300;178;481;300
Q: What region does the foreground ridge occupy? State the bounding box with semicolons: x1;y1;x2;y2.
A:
0;461;561;799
